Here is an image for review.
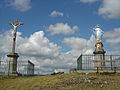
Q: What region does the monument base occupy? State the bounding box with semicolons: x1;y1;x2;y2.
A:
93;50;106;54
8;73;18;76
7;52;19;75
93;41;106;69
7;52;19;57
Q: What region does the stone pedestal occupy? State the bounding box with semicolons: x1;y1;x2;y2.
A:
7;52;19;76
93;41;106;68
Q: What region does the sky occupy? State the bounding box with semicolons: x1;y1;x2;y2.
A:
0;0;120;74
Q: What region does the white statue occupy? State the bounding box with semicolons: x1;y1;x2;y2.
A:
11;24;19;39
93;25;104;42
12;24;18;31
10;19;23;39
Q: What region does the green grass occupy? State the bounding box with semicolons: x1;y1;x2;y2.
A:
1;73;120;90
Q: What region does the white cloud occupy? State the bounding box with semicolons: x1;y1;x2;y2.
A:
79;0;120;19
0;30;13;53
106;51;120;55
50;10;64;17
10;0;31;12
47;23;79;35
104;28;120;46
63;37;87;50
62;35;95;54
98;0;120;19
80;0;98;3
17;31;61;57
0;30;60;56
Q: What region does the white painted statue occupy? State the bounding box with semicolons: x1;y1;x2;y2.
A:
12;24;18;30
93;25;104;42
10;19;23;39
11;24;18;39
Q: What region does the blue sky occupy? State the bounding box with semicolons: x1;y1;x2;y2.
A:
0;0;120;74
0;0;119;36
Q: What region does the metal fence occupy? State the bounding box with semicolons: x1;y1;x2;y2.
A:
0;60;8;75
77;54;120;71
0;60;34;76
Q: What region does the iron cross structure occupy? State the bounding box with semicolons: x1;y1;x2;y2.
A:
9;19;23;53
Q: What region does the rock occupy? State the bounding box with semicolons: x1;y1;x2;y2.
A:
100;84;104;88
85;73;89;75
104;81;107;84
88;80;91;83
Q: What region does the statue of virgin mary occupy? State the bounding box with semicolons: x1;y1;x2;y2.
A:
93;25;104;42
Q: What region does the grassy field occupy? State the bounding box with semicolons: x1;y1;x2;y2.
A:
1;72;120;90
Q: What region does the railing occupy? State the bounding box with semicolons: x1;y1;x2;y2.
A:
0;60;8;75
77;55;120;71
0;60;34;76
17;60;34;76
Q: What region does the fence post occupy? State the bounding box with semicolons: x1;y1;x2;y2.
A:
8;61;10;76
110;55;113;70
114;67;116;73
97;67;99;73
0;60;1;66
77;54;82;70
